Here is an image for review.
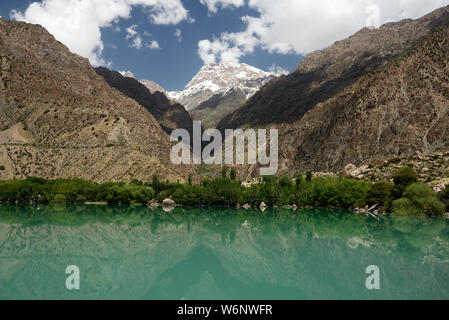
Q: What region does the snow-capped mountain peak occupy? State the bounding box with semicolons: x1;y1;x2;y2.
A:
167;62;282;110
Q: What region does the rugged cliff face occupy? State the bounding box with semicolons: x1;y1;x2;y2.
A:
0;18;193;183
277;19;449;175
189;87;248;128
217;6;449;132
95;67;194;137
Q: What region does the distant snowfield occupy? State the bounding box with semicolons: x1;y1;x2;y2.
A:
167;62;285;110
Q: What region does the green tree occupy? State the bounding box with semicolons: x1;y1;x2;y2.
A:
365;181;393;208
306;171;312;182
222;166;227;179
393;183;444;217
230;168;237;181
392;167;418;198
152;175;161;193
295;173;304;189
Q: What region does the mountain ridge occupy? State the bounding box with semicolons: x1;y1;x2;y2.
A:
95;67;194;137
276;16;449;176
0;18;193;183
217;6;449;132
168;62;280;111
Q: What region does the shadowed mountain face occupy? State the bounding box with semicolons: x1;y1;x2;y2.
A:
217;6;449;132
189;88;247;129
0;18;194;183
277;18;449;175
95;67;194;137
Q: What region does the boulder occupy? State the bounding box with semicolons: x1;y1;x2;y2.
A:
162;198;176;207
350;165;370;179
343;164;357;177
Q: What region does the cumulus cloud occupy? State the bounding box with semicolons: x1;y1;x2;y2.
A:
125;24;160;50
126;24;138;39
200;0;245;13
10;0;192;66
198;0;449;64
130;36;143;49
146;40;161;49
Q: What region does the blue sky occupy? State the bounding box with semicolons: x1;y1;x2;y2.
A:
1;0;448;91
0;0;302;91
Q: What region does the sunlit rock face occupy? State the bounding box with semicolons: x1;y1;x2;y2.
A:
0;18;193;183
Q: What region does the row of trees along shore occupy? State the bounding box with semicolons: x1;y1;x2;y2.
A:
0;167;447;217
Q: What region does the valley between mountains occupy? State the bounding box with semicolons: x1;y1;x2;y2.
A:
0;6;449;188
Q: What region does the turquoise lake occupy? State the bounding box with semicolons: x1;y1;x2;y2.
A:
0;205;448;300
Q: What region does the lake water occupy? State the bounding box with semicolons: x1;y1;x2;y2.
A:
0;205;448;300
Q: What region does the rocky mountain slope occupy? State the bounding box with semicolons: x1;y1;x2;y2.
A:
140;79;166;95
276;17;449;177
118;71;167;95
0;18;193;183
168;62;280;128
95;67;194;136
217;6;449;131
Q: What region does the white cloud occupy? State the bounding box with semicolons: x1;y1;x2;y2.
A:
268;64;289;75
150;0;194;24
10;0;192;66
200;0;245;13
198;0;449;64
175;28;182;42
130;36;143;49
126;24;138;39
146;40;161;49
125;24;159;50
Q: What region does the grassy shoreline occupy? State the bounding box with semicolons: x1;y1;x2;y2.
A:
0;167;447;217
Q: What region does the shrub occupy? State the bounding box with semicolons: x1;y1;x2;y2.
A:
393;167;418;187
393;183;445;216
392;198;418;216
221;166;227;179
280;174;294;189
365;181;393;208
75;194;87;204
295;173;304;189
306;171;312;182
311;177;370;209
392;167;419;198
230;168;237;181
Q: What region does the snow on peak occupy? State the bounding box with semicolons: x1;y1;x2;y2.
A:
167;62;281;110
119;70;136;79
